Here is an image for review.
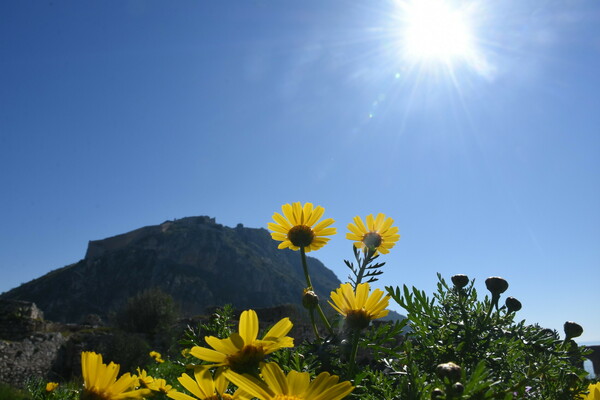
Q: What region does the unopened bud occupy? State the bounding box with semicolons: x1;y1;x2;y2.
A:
505;297;522;312
302;289;319;310
451;274;469;289
485;276;509;296
566;372;580;388
431;388;444;399
564;321;583;340
452;382;464;395
436;362;461;382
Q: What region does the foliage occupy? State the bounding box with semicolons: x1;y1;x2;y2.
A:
385;273;591;399
114;288;179;338
345;246;386;287
103;330;151;373
21;378;80;400
0;382;30;400
179;303;235;349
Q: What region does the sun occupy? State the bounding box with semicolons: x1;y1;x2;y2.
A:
399;0;477;64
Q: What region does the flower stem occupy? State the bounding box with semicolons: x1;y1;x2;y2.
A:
309;309;321;340
316;303;333;335
348;330;360;377
300;246;314;288
300;247;333;336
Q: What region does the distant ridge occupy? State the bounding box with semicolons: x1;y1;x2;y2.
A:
0;216;341;323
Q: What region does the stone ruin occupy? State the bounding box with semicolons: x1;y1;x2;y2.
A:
0;300;111;388
0;300;45;341
0;300;64;387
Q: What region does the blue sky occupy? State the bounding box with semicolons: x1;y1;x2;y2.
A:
1;0;599;342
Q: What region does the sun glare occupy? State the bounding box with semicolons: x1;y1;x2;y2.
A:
399;0;477;64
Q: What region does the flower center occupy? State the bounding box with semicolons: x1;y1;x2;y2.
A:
345;309;371;330
226;345;266;374
287;225;315;247
362;232;382;249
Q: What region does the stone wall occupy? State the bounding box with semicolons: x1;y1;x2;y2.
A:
0;300;45;341
0;333;65;387
0;299;114;387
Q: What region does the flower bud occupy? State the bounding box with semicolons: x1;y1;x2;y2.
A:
451;274;469;289
505;297;522;312
563;321;583;340
566;372;581;388
431;388;444;399
302;288;319;310
436;362;461;382
45;382;59;392
452;382;464;395
485;276;509;296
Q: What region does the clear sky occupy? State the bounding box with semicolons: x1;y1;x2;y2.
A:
1;0;599;342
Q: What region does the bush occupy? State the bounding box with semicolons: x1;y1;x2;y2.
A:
114;288;178;337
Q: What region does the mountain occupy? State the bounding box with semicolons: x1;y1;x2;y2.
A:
0;216;341;323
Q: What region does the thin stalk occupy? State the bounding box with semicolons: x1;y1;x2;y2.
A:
300;246;314;288
300;247;333;335
309;309;321;340
315;303;333;335
348;330;360;377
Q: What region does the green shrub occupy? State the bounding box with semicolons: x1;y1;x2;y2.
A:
114;288;179;338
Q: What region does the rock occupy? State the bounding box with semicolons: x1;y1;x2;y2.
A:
0;332;65;387
0;216;341;323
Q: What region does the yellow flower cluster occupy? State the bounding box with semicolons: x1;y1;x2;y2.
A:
268;202;396;330
268;202;400;255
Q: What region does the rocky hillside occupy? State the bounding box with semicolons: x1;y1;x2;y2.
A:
0;216;341;323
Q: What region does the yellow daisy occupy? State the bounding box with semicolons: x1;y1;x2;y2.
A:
346;213;400;254
329;283;390;330
148;378;176;395
581;383;600;400
45;382;59;392
135;368;154;388
224;362;354;400
189;310;294;374
81;351;150;400
149;351;165;363
268;202;336;252
168;368;248;400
